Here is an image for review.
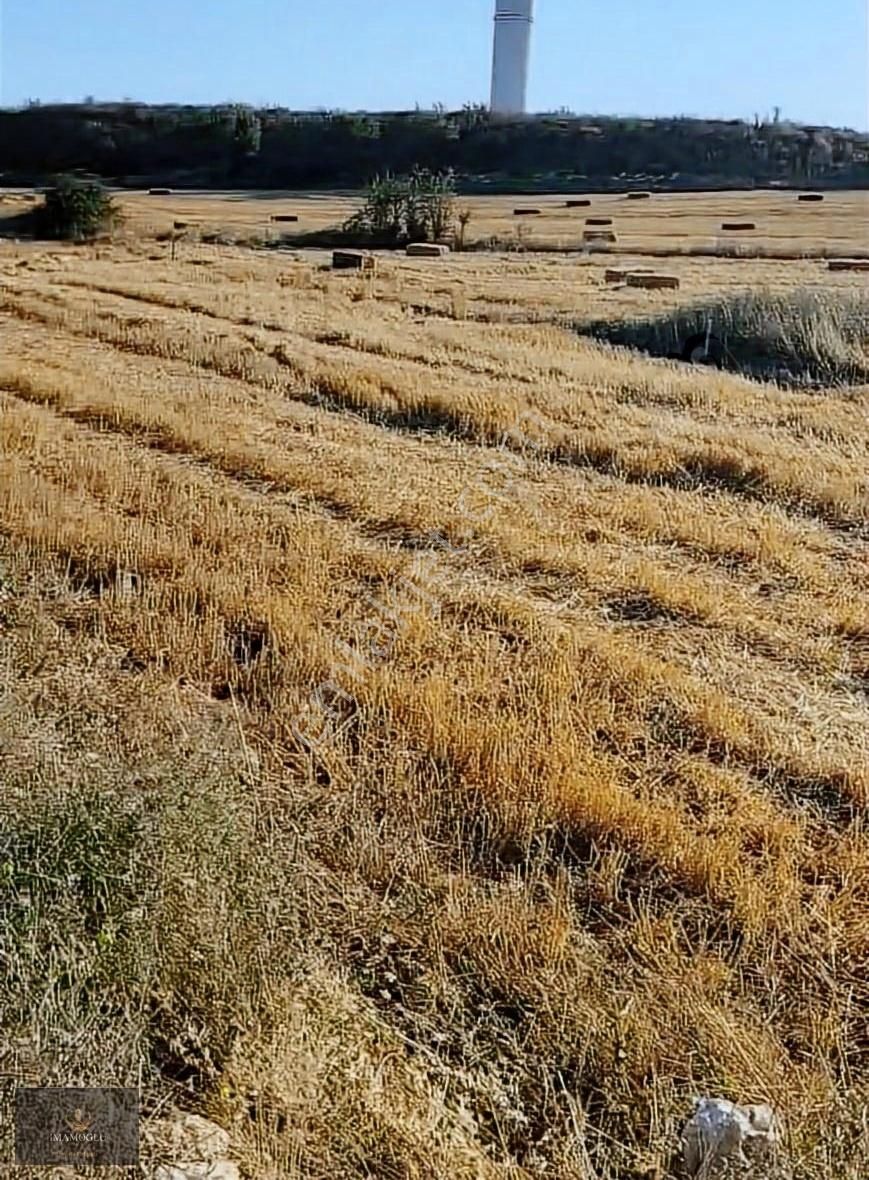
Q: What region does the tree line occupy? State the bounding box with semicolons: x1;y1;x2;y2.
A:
1;103;866;190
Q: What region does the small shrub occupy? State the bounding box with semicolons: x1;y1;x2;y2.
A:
456;207;473;251
409;166;456;242
35;175;117;241
0;756;298;1104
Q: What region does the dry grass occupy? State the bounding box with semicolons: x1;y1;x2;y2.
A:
583;287;869;387
1;191;868;1179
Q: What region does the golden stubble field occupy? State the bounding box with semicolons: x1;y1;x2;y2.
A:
0;190;868;1179
99;187;869;256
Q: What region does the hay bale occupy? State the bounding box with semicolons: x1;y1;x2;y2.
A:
586;217;613;226
798;193;824;202
626;192;652;200
827;259;869;272
514;207;542;215
149;188;172;196
721;222;756;231
173;221;189;230
406;242;450;258
332;250;376;271
584;230;617;244
271;214;299;222
626;273;680;290
566;199;591;207
604;267;655;284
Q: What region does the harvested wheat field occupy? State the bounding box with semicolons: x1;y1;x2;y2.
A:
1;191;868;1179
10;186;862;258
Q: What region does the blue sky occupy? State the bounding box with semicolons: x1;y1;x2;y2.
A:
1;0;866;129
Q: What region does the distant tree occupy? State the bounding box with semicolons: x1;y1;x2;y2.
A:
233;105;262;155
459;103;488;133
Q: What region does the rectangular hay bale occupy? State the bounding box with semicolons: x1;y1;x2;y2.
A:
721;222;756;231
566;199;592;207
586;217;613;226
514;207;542;215
604;267;655;283
827;259;869;272
406;242;450;257
626;273;680;290
271;214;299;222
798;194;824;202
332;250;375;271
626;191;652;200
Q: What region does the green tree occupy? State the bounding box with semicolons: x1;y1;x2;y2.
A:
233;105;262;155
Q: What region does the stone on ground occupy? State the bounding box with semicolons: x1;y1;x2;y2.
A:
681;1097;779;1177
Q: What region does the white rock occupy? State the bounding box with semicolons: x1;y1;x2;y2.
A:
147;1113;230;1163
155;1164;239;1180
681;1097;779;1177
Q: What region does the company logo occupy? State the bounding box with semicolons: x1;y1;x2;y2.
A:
15;1087;139;1166
64;1107;96;1135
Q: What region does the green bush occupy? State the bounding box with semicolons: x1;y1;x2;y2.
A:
343;167;457;248
35;174;117;241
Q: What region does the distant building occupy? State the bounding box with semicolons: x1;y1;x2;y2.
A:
490;1;534;117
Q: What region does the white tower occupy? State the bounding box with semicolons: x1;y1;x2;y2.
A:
490;0;534;117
